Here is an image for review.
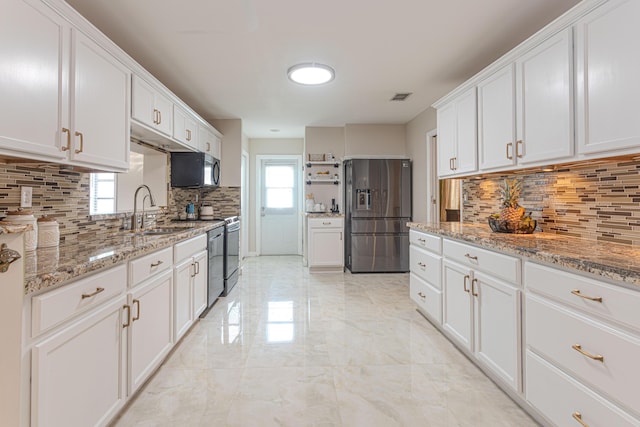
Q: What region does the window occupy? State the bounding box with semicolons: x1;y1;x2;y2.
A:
264;164;295;213
90;173;116;215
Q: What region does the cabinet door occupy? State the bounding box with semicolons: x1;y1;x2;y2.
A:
32;296;127;427
128;270;173;395
478;64;516;171
455;87;478;174
192;250;208;318
154;90;173;136
0;0;67;162
442;260;472;351
576;0;640;155
199;125;213;155
436;102;457;177
131;75;156;128
309;227;344;267
71;30;130;171
473;271;521;392
173;258;193;340
173;105;196;147
516;28;573;165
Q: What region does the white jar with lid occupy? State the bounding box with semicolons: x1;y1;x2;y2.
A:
37;216;60;248
5;209;38;251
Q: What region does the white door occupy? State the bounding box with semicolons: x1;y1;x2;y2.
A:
259;157;301;255
442;260;472;351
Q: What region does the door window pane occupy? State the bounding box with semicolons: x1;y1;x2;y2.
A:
264;164;295;211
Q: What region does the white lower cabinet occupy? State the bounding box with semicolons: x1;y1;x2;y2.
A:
308;217;344;272
127;269;173;395
525;261;640;425
173;235;208;340
442;259;473;350
31;295;127;427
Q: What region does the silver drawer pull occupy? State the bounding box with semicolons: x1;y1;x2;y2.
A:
417;238;426;244
81;287;105;299
571;289;602;303
417;292;426;300
150;260;163;268
323;221;331;225
572;344;604;363
464;253;478;261
417;262;427;269
572;412;589;427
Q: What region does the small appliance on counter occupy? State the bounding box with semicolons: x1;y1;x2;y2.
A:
200;205;214;220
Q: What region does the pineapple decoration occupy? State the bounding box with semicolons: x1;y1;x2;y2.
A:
499;178;525;222
489;178;536;233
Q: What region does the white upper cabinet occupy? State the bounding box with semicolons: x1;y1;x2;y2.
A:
478;29;574;172
478;64;516;170
0;0;130;172
173;104;198;149
199;125;222;159
437;88;477;178
576;0;640;155
515;28;574;165
131;75;173;137
70;30;130;171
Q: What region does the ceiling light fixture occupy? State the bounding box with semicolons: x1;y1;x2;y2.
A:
287;63;335;85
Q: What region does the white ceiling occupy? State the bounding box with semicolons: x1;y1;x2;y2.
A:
66;0;581;139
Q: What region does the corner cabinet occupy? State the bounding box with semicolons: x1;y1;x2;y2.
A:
576;0;640;156
436;87;477;178
0;0;130;172
308;217;344;272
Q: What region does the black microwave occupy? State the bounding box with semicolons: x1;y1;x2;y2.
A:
170;152;220;188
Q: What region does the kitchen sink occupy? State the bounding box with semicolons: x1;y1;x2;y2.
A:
135;227;190;236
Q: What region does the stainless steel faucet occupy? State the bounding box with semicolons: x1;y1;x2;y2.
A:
131;184;156;231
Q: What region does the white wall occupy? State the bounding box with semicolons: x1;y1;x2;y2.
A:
405;108;437;222
248;138;304;253
344;124;406;157
212;118;243;187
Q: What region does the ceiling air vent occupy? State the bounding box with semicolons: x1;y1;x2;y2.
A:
390;92;412;102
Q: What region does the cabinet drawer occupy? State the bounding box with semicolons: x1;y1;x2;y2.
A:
526;294;640;414
409;229;441;254
32;264;127;337
526;351;639;427
409;245;442;289
443;239;520;284
410;273;442;324
174;234;207;263
129;247;173;287
525;261;640;331
309;217;344;228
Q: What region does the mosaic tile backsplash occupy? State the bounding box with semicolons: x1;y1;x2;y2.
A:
0;162;241;241
462;158;640;246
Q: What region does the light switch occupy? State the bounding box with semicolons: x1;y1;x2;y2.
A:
20;186;32;208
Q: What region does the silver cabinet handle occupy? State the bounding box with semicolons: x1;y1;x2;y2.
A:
464;253;478;261
417;262;426;269
417;292;426;300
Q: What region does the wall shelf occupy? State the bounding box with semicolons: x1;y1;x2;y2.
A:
306;161;340;168
306;179;340;185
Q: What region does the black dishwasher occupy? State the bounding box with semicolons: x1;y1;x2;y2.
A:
201;224;225;316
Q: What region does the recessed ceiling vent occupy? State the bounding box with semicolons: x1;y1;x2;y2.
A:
390;92;412;102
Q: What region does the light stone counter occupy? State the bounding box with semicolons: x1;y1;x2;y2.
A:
408;222;640;288
23;221;224;295
305;212;344;218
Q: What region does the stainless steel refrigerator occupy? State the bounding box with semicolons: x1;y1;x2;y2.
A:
344;158;411;273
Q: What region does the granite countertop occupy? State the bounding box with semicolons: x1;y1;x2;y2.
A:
306;212;344;218
23;221;224;295
407;222;640;288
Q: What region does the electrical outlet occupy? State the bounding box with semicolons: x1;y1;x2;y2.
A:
20;186;32;208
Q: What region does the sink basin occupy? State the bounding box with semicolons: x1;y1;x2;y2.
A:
136;227;189;236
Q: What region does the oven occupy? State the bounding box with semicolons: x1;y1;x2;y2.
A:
223;216;240;296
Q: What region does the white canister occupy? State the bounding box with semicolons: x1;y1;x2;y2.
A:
5;209;38;251
37;216;60;248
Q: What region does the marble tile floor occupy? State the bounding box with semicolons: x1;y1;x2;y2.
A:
111;256;539;427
